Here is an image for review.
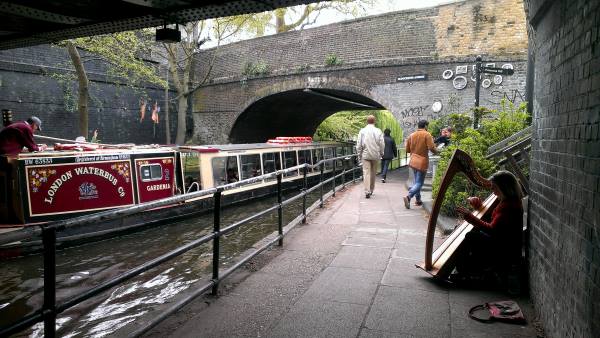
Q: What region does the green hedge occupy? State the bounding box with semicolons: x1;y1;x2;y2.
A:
431;100;530;216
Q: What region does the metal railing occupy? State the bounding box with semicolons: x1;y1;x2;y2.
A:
0;154;362;338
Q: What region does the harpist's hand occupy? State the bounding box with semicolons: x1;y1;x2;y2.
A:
456;206;471;216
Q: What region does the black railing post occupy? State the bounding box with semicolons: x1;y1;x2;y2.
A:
352;156;356;183
342;163;346;189
302;165;307;224
319;163;324;208
332;159;336;197
42;226;57;338
277;173;283;246
211;190;221;296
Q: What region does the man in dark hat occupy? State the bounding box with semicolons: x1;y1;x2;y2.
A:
0;116;46;155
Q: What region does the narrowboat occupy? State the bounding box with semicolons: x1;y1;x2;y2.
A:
0;139;356;257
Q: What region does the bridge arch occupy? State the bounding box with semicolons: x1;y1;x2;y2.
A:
229;80;388;143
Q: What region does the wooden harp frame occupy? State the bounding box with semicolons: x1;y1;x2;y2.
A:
417;149;494;278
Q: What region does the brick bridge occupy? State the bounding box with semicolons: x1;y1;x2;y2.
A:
191;0;528;144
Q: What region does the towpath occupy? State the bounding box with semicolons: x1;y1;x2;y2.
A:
147;168;539;338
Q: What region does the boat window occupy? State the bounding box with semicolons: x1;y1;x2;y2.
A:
212;156;239;186
240;154;262;181
182;152;201;192
283;151;298;177
140;164;163;181
298;150;312;172
311;148;323;172
262;152;281;181
324;147;334;170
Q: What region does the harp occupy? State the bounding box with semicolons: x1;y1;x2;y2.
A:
416;149;495;279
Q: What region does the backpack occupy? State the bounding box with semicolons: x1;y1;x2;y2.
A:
468;300;526;324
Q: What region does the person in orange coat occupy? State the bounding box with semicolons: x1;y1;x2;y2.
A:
403;120;438;208
454;170;524;280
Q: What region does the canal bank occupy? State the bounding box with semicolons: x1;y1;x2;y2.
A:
144;167;542;338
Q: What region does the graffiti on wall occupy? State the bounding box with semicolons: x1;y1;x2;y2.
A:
398;105;437;130
399;105;429;119
486;88;526;105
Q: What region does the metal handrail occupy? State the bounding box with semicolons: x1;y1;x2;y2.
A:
0;153;362;338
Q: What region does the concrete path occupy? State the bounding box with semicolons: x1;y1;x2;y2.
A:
147;168;538;338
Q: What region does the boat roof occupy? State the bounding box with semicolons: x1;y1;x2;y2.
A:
179;141;352;153
4;145;176;160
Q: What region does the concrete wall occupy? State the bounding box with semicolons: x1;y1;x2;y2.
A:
0;45;175;144
525;0;600;337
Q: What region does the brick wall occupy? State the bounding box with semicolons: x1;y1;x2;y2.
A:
525;0;600;336
0;45;176;144
195;0;527;82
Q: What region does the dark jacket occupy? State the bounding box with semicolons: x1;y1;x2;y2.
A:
382;135;397;160
463;198;523;260
0;121;39;155
435;135;450;146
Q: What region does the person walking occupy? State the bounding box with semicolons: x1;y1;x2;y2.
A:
0;116;46;155
381;128;397;183
403;120;438;208
356;115;384;198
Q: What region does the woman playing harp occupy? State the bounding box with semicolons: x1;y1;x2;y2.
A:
452;170;524;283
418;149;525;288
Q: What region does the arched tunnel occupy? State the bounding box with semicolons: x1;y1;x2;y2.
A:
229;88;385;143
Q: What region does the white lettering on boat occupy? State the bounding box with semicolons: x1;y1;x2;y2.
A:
44;171;73;204
146;183;171;191
43;166;120;204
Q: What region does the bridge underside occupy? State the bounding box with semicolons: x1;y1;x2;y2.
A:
229;89;384;143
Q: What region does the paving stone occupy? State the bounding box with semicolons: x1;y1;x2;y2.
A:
364;285;451;336
381;258;449;294
342;228;397;248
329;245;392;271
300;266;383;305
268;300;368;338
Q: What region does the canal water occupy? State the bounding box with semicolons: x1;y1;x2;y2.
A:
0;186;328;337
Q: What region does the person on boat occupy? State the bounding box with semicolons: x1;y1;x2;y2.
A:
403;120;438;208
0;116;46;155
380;128;397;183
226;168;238;183
356;115;384;198
453;170;524;284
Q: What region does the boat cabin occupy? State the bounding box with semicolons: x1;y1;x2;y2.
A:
177;141;356;195
0;146;177;224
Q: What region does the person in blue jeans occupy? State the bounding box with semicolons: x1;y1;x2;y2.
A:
403;120;438;208
380;128;397;183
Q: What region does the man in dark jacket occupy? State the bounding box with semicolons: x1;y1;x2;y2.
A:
380;128;397;183
0;116;44;155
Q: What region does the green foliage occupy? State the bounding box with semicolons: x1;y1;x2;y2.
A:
314;111;366;141
242;60;270;77
325;53;343;66
431;100;530;216
49;72;77;112
63;30;166;89
314;110;402;146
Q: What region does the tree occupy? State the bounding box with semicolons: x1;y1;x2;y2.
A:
59;31;166;138
159;19;250;144
214;0;374;39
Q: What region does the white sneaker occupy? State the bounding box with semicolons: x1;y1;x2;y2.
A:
381;178;386;183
